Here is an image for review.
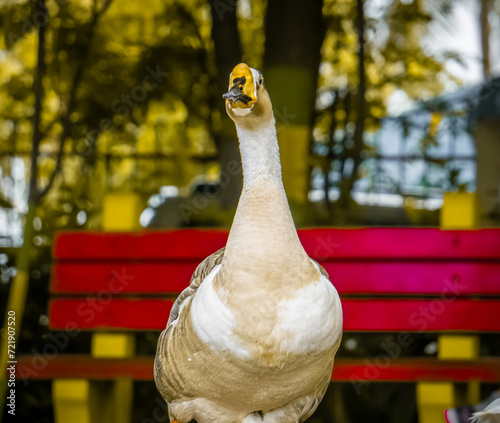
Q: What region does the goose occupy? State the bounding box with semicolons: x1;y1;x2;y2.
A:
154;63;343;423
470;398;500;422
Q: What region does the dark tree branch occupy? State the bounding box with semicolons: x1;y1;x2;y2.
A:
480;0;492;79
324;90;339;212
210;0;243;209
338;0;366;212
29;0;48;203
353;0;367;168
95;0;114;21
36;0;114;201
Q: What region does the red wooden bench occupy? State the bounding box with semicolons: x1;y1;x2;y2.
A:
16;228;500;422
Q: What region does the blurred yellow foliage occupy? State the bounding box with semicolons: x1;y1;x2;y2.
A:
0;0;465;234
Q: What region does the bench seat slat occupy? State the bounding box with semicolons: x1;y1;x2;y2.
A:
54;228;500;261
49;298;500;332
15;355;500;383
333;357;500;382
50;262;500;295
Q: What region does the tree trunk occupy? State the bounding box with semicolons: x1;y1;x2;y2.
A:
0;0;47;414
263;0;325;207
337;0;366;215
480;0;492;79
29;0;47;202
210;1;243;210
0;1;114;415
324;90;339;214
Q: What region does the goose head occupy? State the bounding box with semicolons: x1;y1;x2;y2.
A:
223;63;273;129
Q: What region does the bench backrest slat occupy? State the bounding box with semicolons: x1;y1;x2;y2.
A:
53;228;500;260
49;228;500;332
50;262;500;295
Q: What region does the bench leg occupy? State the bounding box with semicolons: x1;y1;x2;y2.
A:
53;334;135;423
439;335;480;408
89;378;134;422
53;378;134;423
90;333;135;423
417;335;481;422
53;193;141;423
432;192;481;421
53;380;92;423
417;382;454;423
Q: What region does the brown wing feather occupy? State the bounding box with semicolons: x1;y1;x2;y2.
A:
311;259;329;278
166;247;225;328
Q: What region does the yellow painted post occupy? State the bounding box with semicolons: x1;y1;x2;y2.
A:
438;335;479;361
264;66;317;207
417;383;454;423
90;333;136;422
278;126;310;205
53;193;142;423
438;336;480;405
53;380;91;423
91;332;135;358
102;193;143;231
415;192;481;422
440;192;480;404
440;192;480;229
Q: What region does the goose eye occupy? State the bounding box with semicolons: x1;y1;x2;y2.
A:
258;77;263;85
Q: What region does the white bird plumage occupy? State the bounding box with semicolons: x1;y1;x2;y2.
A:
154;63;343;423
470;398;500;423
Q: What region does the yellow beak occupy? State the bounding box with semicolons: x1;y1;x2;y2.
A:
223;63;256;109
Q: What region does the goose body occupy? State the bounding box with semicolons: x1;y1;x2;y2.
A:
471;398;500;423
155;63;343;423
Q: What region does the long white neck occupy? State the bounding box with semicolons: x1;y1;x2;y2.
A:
236;119;282;190
218;117;312;292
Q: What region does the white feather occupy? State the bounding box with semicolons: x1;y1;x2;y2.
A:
470;398;500;422
236;122;281;187
250;67;261;91
232;107;253;116
190;264;251;358
273;274;342;354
